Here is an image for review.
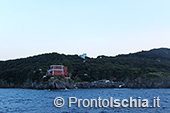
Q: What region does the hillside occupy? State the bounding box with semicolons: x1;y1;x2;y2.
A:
1;48;170;88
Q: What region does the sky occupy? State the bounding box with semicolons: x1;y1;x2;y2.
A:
0;0;170;60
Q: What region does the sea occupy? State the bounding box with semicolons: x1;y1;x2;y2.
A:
0;88;169;113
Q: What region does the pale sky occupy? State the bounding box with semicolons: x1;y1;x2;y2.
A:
0;0;170;60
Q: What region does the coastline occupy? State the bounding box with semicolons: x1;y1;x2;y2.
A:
1;80;170;89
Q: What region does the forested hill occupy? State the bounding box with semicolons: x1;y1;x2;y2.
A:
128;48;170;61
1;48;170;87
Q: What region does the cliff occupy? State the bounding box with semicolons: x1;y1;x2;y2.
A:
0;78;75;89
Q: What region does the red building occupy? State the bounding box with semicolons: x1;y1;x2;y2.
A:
46;65;68;76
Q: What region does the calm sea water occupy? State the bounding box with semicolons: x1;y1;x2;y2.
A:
0;88;170;113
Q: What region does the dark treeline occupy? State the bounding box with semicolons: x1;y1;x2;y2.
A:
1;48;170;86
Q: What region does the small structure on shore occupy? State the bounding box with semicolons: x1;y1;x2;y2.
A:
46;65;68;77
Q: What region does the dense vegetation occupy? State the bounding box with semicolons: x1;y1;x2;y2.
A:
1;48;170;86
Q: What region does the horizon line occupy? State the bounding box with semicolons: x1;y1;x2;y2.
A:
0;47;169;62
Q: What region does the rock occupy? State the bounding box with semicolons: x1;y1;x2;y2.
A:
75;81;125;88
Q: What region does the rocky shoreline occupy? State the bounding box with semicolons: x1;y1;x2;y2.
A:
1;77;170;89
75;81;125;88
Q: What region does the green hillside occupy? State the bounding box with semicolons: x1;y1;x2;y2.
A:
1;48;170;87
